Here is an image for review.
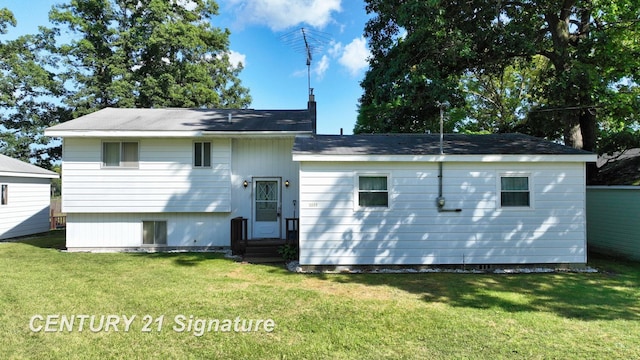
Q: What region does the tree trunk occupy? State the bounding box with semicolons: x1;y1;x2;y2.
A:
563;110;596;152
579;109;596;152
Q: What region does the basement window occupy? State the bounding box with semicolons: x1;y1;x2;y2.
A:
500;175;531;207
357;175;389;208
142;221;167;245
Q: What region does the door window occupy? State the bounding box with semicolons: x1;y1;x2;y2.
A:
255;181;278;221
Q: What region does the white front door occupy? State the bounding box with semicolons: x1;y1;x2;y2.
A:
252;178;281;239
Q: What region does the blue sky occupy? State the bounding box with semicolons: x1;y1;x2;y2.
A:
1;0;371;134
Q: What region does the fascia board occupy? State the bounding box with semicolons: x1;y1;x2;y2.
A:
45;130;311;138
292;154;598;163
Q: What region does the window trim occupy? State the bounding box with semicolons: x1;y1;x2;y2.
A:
193;141;212;168
1;184;7;205
142;220;168;246
354;173;390;210
498;172;533;209
101;141;139;168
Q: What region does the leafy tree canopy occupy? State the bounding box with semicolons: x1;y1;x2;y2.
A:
0;1;252;166
0;9;67;166
356;0;640;154
49;0;251;116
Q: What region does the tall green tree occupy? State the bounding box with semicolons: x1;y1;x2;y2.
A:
0;9;67;167
357;0;640;153
455;56;549;135
49;0;251;116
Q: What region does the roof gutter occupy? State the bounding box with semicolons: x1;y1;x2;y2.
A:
0;171;59;179
45;130;313;138
291;154;597;162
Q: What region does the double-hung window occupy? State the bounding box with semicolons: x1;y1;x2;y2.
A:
142;221;167;245
357;175;389;208
193;142;211;168
103;142;138;168
500;175;531;207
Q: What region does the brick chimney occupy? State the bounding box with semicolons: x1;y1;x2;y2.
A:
308;88;316;135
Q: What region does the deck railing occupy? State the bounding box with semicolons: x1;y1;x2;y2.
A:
286;218;299;246
230;217;248;255
50;209;66;230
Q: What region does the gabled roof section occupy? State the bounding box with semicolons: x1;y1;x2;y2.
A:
293;134;597;162
0;154;59;178
45;107;314;137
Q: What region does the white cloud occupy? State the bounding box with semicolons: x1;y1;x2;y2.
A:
313;54;330;79
327;40;343;58
213;50;246;69
173;0;197;11
338;36;369;76
227;50;246;68
227;0;342;31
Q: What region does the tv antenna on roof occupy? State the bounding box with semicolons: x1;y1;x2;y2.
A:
280;27;331;96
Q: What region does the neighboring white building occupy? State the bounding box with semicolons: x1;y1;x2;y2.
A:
292;134;597;266
0;154;59;240
45;102;316;251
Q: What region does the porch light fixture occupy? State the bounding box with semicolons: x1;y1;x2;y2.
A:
285;180;290;187
243;180;248;188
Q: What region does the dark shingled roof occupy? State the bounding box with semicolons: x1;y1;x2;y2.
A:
46;107;314;133
293;134;594;155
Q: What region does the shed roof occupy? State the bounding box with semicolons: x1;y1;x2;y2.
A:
45;107;314;136
293;134;596;162
0;154;58;178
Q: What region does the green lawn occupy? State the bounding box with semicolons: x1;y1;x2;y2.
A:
1;231;639;359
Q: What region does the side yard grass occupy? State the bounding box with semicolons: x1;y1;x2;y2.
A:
1;230;639;359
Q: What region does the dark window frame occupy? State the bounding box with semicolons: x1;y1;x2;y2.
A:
1;184;7;205
193;141;212;168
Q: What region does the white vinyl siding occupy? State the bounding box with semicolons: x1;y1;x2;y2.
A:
63;138;231;213
65;213;231;250
231;138;300;237
62;136;300;250
0;176;52;239
298;162;587;266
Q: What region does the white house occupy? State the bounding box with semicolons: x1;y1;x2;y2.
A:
0;154;59;240
46;101;597;266
45;100;316;251
292;134;597;266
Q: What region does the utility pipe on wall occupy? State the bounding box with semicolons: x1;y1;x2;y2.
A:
437;162;462;213
436;102;461;212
